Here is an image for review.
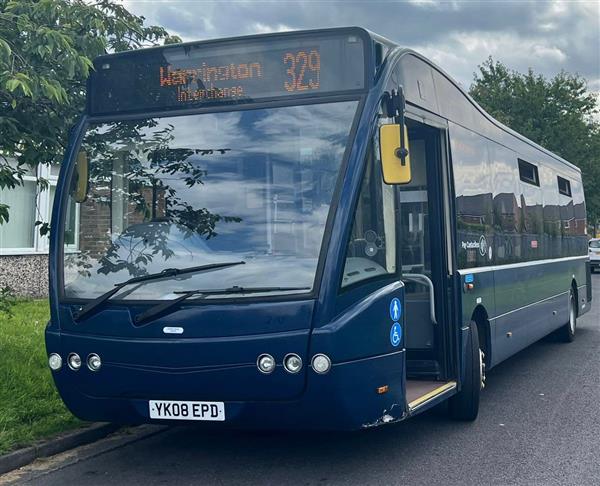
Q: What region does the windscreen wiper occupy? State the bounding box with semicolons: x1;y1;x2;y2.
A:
134;285;311;325
73;261;245;322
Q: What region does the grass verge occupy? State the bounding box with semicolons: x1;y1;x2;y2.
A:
0;300;82;455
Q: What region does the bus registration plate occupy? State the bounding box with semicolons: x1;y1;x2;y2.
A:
149;400;225;421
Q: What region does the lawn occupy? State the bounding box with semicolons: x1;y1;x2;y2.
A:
0;301;82;455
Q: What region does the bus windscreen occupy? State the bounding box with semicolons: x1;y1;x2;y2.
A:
89;32;366;115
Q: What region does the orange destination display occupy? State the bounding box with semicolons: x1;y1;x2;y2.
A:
89;31;367;115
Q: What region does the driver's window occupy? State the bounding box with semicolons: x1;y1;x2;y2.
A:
341;146;397;289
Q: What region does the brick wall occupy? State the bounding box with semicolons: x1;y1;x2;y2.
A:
79;186;112;256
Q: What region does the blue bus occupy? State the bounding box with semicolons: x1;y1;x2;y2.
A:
46;27;592;429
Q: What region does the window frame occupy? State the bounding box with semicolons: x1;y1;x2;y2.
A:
0;163;78;255
557;175;572;198
339;134;399;292
518;158;540;187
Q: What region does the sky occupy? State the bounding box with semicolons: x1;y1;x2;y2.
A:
122;0;600;93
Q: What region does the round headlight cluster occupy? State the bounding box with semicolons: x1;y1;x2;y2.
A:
283;354;302;374
257;353;276;374
48;353;62;371
87;353;102;371
311;354;332;374
49;352;103;372
256;353;332;375
68;353;82;371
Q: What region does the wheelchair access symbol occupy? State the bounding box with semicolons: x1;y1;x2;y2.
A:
389;298;402;322
390;322;402;347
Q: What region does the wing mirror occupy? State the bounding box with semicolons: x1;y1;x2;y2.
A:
380;87;411;185
380;124;411;184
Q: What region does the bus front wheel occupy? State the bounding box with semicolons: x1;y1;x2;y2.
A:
448;322;481;421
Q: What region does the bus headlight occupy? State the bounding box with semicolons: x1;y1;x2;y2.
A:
257;354;275;374
311;354;331;374
68;353;81;371
48;353;62;371
283;353;302;374
87;353;102;371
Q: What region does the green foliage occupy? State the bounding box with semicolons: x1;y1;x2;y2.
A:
0;0;177;227
0;285;15;316
0;300;82;454
0;203;8;224
469;57;600;227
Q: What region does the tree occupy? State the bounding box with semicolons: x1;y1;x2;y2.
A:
469;57;600;232
0;0;180;226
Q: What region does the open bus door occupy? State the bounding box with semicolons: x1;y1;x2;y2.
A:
380;92;480;418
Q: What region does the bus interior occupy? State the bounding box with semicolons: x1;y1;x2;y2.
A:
402;119;457;410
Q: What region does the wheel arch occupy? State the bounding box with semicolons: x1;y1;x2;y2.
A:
471;305;491;368
571;278;578;317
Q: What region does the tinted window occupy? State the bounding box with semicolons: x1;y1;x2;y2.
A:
450;123;494;268
518;159;539;186
341;144;397;288
519;179;543;261
571;177;587;255
540;166;561;258
489;142;520;263
559;183;575;257
557;176;572;197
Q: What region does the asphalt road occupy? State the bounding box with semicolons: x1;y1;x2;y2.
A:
14;275;600;485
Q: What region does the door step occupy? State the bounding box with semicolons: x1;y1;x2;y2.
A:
406;359;441;380
406;380;457;412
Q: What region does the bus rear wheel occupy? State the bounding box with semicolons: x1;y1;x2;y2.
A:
557;290;577;343
448;321;481;421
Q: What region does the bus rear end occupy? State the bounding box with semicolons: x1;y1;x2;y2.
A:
46;28;409;430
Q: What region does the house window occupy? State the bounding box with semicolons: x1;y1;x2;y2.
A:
0;160;76;254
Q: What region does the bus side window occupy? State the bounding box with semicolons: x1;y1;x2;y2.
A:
540;166;561;260
341;146;397;289
450;123;494;268
571;178;587;255
490;142;520;263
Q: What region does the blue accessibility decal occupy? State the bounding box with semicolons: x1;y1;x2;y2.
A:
390;322;402;347
389;298;402;322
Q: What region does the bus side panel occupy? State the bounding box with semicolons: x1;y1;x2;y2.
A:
492;293;567;365
493;260;584;320
490;258;586;367
457;270;495;367
459;270;496;327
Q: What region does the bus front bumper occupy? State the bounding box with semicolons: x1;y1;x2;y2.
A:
48;336;406;431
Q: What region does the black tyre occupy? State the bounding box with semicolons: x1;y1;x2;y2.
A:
448;321;482;421
557;290;577;343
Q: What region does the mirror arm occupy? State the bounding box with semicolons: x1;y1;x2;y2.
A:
395;87;407;166
383;87;408;166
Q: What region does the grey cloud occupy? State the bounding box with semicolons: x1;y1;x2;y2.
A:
124;1;599;89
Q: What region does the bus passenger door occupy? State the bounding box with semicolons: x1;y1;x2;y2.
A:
401;120;455;402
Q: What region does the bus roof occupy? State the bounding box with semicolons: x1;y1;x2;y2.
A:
399;48;579;173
